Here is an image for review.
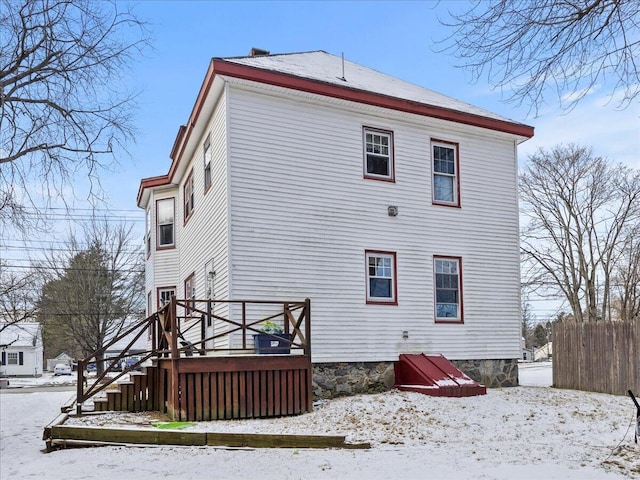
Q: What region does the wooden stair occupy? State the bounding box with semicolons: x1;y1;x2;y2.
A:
93;366;159;412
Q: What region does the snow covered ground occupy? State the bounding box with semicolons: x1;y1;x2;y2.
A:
519;360;553;387
3;371;77;388
1;362;638;480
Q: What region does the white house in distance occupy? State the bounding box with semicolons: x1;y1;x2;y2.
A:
0;322;44;377
137;49;534;391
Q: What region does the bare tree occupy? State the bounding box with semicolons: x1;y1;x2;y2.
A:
0;262;40;345
440;0;640;113
0;0;148;230
611;224;640;321
520;144;640;322
37;219;144;371
521;298;536;349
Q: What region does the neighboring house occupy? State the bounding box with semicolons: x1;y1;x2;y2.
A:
46;352;74;372
104;325;148;364
534;342;553;361
521;336;534;362
0;322;44;377
137;50;534;388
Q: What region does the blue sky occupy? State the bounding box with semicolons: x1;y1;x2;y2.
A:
7;1;639;320
111;0;637;209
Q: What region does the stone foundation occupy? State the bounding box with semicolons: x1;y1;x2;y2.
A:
450;358;519;388
312;362;395;399
312;358;519;399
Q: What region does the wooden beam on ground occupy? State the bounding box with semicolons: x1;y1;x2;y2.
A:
48;425;370;450
51;425;207;446
205;432;370;449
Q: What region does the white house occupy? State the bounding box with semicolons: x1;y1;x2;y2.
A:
0;322;44;377
137;50;534;389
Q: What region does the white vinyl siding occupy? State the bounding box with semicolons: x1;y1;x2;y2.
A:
226;82;521;363
173;91;230;347
146;189;180;314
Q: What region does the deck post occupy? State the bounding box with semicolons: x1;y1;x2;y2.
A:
76;359;84;414
304;298;313;412
169;296;178;359
200;314;206;354
151;313;157;357
169;296;181;419
284;303;290;335
304;298;311;357
242;301;247;350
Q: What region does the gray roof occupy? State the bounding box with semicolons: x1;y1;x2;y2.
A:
223;50;521;125
0;322;42;347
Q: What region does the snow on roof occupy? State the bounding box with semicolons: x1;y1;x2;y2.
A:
0;322;42;347
223;50;522;125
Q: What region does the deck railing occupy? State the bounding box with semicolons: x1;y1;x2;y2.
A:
156;297;311;358
76;298;311;415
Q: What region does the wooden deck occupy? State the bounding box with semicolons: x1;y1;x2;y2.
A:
80;299;312;421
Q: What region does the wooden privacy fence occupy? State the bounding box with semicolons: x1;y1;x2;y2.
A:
553;318;640;395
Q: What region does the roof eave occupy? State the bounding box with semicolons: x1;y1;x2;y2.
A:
212;59;535;138
151;56;534;198
137;174;171;208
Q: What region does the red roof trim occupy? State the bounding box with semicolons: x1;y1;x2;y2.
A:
137;174;171;205
212;59;535;138
139;56;534;205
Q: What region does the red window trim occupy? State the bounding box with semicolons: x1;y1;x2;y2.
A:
431;139;461;208
183;170;195;224
184;273;195;313
433;255;464;324
365;250;398;305
155;197;176;251
363;126;395;183
203;133;213;195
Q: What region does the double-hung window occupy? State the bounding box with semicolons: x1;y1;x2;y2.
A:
7;352;18;365
432;141;460;206
366;251;397;304
156;198;175;248
434;256;463;322
183;170;194;222
364;127;394;181
203;134;212;192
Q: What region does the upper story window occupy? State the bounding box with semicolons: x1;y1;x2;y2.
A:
183;170;194;223
363;127;394;182
434;256;463;323
156;198;175;248
145;208;151;256
432;140;460;207
203;133;212;193
366;250;397;305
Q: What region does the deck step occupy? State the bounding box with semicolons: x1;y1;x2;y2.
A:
394;354;486;397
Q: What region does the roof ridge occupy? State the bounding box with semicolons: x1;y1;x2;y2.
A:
215;49;328;62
